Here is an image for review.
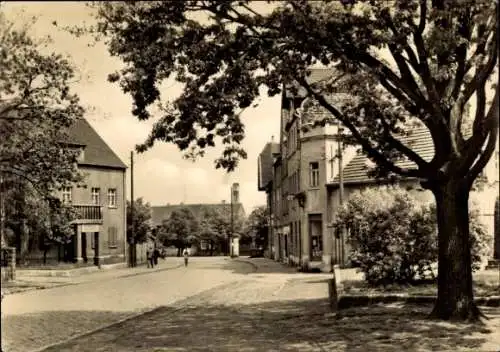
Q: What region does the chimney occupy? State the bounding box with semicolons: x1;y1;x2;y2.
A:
271;135;274;143
222;200;226;204
231;183;240;204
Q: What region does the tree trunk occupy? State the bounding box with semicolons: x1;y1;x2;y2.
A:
430;179;482;321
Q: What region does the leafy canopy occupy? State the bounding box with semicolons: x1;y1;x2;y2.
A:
88;0;497;185
0;13;84;195
157;207;199;247
127;197;152;244
243;205;269;247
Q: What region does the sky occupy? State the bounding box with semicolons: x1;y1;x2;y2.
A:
2;2;281;214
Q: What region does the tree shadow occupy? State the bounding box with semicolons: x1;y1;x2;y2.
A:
41;299;499;352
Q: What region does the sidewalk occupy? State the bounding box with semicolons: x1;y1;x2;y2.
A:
2;258;183;296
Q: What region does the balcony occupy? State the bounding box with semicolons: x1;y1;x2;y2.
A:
72;204;103;225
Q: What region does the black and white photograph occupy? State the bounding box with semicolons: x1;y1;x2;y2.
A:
1;1;499;351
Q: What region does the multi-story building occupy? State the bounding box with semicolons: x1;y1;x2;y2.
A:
259;68;500;271
58;117;127;266
257;139;280;258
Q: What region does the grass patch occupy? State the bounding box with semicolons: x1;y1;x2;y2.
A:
342;276;500;297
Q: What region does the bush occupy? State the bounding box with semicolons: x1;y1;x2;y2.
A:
333;187;489;286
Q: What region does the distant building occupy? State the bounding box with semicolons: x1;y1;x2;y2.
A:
258;68;500;271
151;195;246;255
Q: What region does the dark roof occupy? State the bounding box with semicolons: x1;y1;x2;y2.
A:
66;118;127;169
330;128;434;185
151;203;246;227
258;142;280;191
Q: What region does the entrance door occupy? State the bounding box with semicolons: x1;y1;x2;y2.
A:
309;214;323;261
81;232;88;263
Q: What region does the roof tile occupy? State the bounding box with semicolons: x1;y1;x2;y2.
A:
67;118;127;169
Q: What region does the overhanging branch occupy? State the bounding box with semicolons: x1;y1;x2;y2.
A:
297;76;422;178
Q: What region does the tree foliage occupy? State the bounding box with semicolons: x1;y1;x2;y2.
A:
333;187;490;286
126;197;152;244
3;177;77;260
88;0;498;320
0;14;84;193
0;13;84;248
88;0;497;176
157;207;199;248
243;205;269;247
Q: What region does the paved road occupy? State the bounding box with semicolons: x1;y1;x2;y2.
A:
1;257;256;352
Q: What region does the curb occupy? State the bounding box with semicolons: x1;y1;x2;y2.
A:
232;258;259;273
3;264;184;297
32;279;244;352
338;294;500;309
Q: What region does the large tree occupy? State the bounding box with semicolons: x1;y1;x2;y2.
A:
0;13;84;246
244;206;269;249
157;207;199;255
89;1;498;321
198;206;230;256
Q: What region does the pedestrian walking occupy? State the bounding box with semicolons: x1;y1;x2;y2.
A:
153;247;159;266
182;247;189;267
146;247;154;268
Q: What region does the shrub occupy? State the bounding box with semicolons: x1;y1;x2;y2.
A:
333;186;489;286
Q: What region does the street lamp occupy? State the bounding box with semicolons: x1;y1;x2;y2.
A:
230;183;239;258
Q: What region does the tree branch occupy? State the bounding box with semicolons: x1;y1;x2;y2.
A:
459;31;498;109
379;115;429;170
417;0;427;34
297;76;422;178
412;29;445;121
465;86;499;183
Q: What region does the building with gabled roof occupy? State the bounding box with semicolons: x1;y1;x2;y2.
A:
151;202;246;228
26;118;128;267
258;67;499;271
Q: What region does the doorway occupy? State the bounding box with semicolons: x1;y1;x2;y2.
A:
81;232;88;263
309;214;323;261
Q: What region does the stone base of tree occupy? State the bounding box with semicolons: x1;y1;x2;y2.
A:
336;294;500;309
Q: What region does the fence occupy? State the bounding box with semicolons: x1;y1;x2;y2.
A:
331;225;357;268
1;246;16;281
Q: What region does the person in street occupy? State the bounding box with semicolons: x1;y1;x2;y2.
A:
182;247;189;267
146;247;154;268
153;247;159;266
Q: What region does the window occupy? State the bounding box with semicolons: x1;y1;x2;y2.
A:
91;234;95;249
91;188;100;205
107;188;117;207
108;226;118;248
309;162;319;187
62;187;72;204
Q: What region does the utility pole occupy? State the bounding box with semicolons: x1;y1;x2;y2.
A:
230;184;234;257
337;123;345;267
130;151;136;267
329;121;344;311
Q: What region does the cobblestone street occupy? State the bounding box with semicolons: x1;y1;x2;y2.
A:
2;258;500;352
1;257;256;352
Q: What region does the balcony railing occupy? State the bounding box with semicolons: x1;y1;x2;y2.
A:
72;204;103;224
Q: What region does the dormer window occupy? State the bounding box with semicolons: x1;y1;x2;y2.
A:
78;147;85;162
